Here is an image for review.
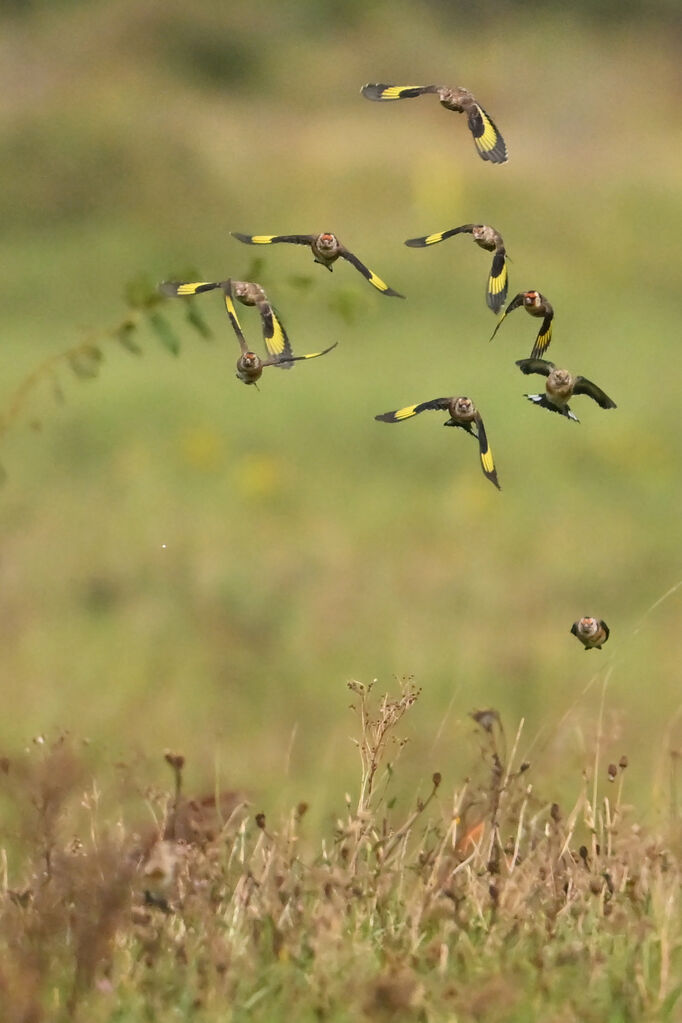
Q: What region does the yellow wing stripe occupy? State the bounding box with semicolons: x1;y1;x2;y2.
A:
224;293;243;329
535;327;552;354
392;404;419;421
175;282;214;296
265;313;287;358
424;232;446;246
368;271;390;292
488;263;507;295
474;111;500;153
381;85;422;99
249;235;276;245
481;448;495;474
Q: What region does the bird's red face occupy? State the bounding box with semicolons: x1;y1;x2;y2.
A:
523;291;541;308
318;233;336;248
579;617;599;634
243;352;259;367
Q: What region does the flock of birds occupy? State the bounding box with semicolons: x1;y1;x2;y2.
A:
158;79;611;652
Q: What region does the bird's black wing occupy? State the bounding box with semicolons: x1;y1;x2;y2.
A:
572;377;617;409
489;292;525;341
375;398;451;423
404;225;475;247
231;233;316;246
338;247;404;297
467;104;508;164
515;358;555;377
361;83;440;101
529;312;554;359
486;249;508;314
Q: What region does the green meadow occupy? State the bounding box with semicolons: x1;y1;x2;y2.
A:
1;0;681;860
2;0;681;810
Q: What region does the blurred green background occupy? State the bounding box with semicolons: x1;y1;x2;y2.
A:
1;0;680;818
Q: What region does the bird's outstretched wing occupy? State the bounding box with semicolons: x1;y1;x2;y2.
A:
221;281;249;355
404;225;475;247
466;104;507;164
159;281;221;297
256;302;294;368
529;313;554;359
572;377;617;409
375;397;451;423
231;233;315;246
361;83;439;101
515;358;555;377
489;292;524;341
524;394;579;422
264;342;338;368
338;247;404;297
486;249;508;314
473;413;500;490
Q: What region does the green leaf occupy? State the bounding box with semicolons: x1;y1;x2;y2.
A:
287;274;315;292
124;274;160;311
185;301;212;340
115;320;143;356
327;288;365;325
148;311;181;356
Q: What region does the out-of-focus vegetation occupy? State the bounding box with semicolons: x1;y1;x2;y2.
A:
0;0;681;829
1;686;681;1022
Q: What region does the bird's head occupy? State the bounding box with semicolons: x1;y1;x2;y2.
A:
453;396;475;419
318;233;337;249
578;617;599;636
523;291;541;308
551;369;571;388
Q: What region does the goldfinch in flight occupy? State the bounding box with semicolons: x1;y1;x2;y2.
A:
160;278;293;366
516;358;617;423
375;395;500;490
220;281;336;386
490;291;554;359
571;617;610;650
361;83;507;164
405;223;508;313
231;232;404;298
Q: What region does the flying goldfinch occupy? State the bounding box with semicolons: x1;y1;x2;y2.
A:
220;281;336;386
516;358;617;423
405;223;508;313
361;83;507;164
159;278;293;367
490;291;554;359
375;395;500;490
571;617;610;650
231;232;404;297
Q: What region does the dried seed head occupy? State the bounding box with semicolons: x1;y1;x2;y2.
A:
550;802;561;822
519;761;530;773
255;812;266;830
432;772;442;789
579;845;589;862
471;709;499;733
164;752;185;772
607;763;618;782
619;755;628;770
296;802;309;820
